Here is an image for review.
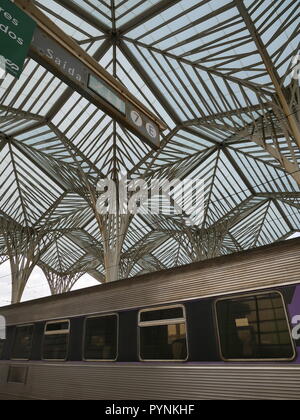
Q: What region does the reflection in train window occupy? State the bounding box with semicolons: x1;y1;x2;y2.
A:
43;320;70;361
216;292;295;361
84;315;118;361
0;339;5;359
139;305;188;361
140;307;184;323
12;325;34;360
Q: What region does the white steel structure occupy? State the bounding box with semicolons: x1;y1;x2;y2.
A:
0;0;299;303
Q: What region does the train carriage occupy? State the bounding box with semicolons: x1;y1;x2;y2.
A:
0;238;300;400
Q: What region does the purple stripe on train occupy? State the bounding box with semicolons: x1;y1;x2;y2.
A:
288;285;300;363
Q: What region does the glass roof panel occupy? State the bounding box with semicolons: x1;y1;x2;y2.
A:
0;0;299;295
40;0;112;32
115;0;162;26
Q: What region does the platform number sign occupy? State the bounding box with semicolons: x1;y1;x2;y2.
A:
131;110;143;127
146;122;158;140
128;105;160;148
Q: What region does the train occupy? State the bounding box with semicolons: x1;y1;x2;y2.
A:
0;237;300;400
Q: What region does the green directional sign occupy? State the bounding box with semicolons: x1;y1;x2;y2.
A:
0;0;36;78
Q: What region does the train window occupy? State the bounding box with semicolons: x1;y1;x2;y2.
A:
0;316;5;359
0;339;5;358
11;325;34;360
84;315;118;361
43;320;70;361
140;307;184;323
216;292;295;361
139;305;188;361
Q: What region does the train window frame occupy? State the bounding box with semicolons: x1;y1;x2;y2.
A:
83;313;119;362
11;324;34;361
214;291;296;362
138;304;189;362
0;339;5;359
42;320;70;362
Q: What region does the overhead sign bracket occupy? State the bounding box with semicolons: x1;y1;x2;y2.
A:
13;0;167;149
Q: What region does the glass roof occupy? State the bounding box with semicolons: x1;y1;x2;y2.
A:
0;0;299;300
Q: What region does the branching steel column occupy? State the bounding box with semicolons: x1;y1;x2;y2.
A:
42;266;83;295
99;212;131;283
235;1;300;149
1;222;55;303
185;197;268;261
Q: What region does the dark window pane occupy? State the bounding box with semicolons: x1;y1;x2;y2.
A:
43;334;68;360
46;322;69;332
140;323;187;360
217;293;294;360
140;307;184;323
12;326;33;359
84;316;117;360
0;340;4;358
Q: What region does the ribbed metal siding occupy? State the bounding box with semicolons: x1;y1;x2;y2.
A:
0;363;299;400
1;240;300;325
